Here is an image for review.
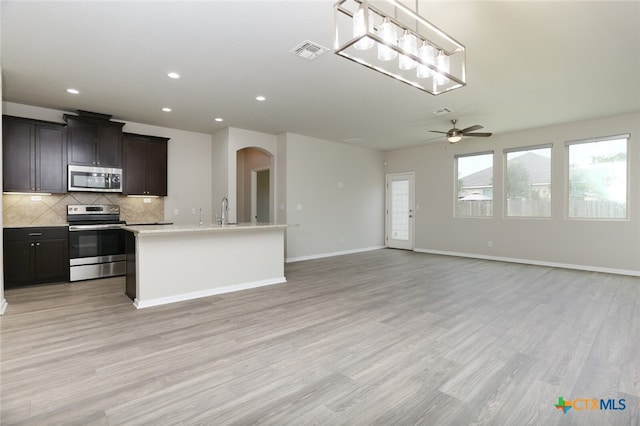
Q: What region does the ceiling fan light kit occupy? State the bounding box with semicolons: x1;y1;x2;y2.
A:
333;0;466;95
431;119;493;143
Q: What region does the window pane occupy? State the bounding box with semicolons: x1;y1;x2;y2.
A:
568;138;627;219
457;153;493;217
391;179;409;240
506;147;551;217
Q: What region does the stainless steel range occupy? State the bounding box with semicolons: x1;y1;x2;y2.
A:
67;204;126;281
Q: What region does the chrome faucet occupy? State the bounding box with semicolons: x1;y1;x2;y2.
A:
217;197;229;225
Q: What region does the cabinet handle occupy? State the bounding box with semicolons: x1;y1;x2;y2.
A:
28;233;43;236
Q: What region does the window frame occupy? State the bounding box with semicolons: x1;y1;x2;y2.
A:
565;133;630;220
454;150;494;218
503;144;553;219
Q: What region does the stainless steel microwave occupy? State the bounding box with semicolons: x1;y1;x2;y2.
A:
68;165;123;192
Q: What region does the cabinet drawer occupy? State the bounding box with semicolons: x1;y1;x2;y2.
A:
4;226;69;241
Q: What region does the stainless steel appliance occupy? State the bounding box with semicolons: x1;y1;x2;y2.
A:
68;165;123;192
67;204;126;281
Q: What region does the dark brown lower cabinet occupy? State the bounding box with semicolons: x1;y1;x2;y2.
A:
3;227;69;288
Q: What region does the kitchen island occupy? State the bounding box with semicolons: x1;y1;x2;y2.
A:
123;223;287;309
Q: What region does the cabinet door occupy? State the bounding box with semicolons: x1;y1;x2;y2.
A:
122;134;146;195
36;125;67;193
2;118;35;192
145;139;168;196
34;239;69;283
3;239;34;287
96;124;122;167
67;118;96;165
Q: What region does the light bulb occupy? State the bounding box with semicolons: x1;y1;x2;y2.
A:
353;5;374;50
416;42;435;78
377;18;397;61
435;49;450;86
398;31;418;70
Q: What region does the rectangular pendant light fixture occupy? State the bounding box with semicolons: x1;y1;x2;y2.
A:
333;0;466;95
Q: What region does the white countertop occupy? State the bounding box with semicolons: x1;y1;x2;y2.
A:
123;222;288;235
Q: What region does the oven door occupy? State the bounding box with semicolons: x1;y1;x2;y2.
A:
68;225;125;281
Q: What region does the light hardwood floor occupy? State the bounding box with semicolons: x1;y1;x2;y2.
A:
1;249;639;425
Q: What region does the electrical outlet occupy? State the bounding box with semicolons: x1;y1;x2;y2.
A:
488;240;493;248
174;208;179;216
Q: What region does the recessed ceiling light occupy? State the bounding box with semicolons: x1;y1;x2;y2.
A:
162;107;172;112
214;117;224;122
167;72;180;79
255;96;266;102
66;88;79;94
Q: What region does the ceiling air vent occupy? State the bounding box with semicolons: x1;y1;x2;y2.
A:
290;40;328;61
432;107;453;116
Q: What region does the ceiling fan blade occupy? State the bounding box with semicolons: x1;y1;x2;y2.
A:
464;132;493;137
460;124;483;133
429;130;449;134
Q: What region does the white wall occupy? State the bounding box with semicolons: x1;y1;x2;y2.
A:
384;112;640;274
284;133;385;261
2;102;213;227
276;133;288;252
0;66;6;315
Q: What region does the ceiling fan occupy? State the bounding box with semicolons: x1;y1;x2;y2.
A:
430;119;493;143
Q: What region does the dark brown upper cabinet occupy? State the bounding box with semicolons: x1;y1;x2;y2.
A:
64;112;124;168
2;115;67;193
123;132;169;196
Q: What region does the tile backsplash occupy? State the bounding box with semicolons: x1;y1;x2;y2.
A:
3;193;164;227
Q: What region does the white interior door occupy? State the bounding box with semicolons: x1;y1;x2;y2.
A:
386;172;414;250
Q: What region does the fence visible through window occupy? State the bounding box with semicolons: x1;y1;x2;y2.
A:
456;152;493;217
567;135;628;219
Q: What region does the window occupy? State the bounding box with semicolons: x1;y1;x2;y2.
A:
567;134;628;219
505;145;551;217
456;152;493;217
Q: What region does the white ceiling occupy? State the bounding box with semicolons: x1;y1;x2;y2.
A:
2;1;639;151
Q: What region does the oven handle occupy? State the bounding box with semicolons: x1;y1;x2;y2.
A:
69;224;125;231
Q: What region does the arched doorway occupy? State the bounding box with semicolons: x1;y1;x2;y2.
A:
236;147;272;222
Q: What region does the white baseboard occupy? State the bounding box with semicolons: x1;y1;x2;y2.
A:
414;248;640;277
134;277;287;309
0;298;7;315
286;246;385;263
